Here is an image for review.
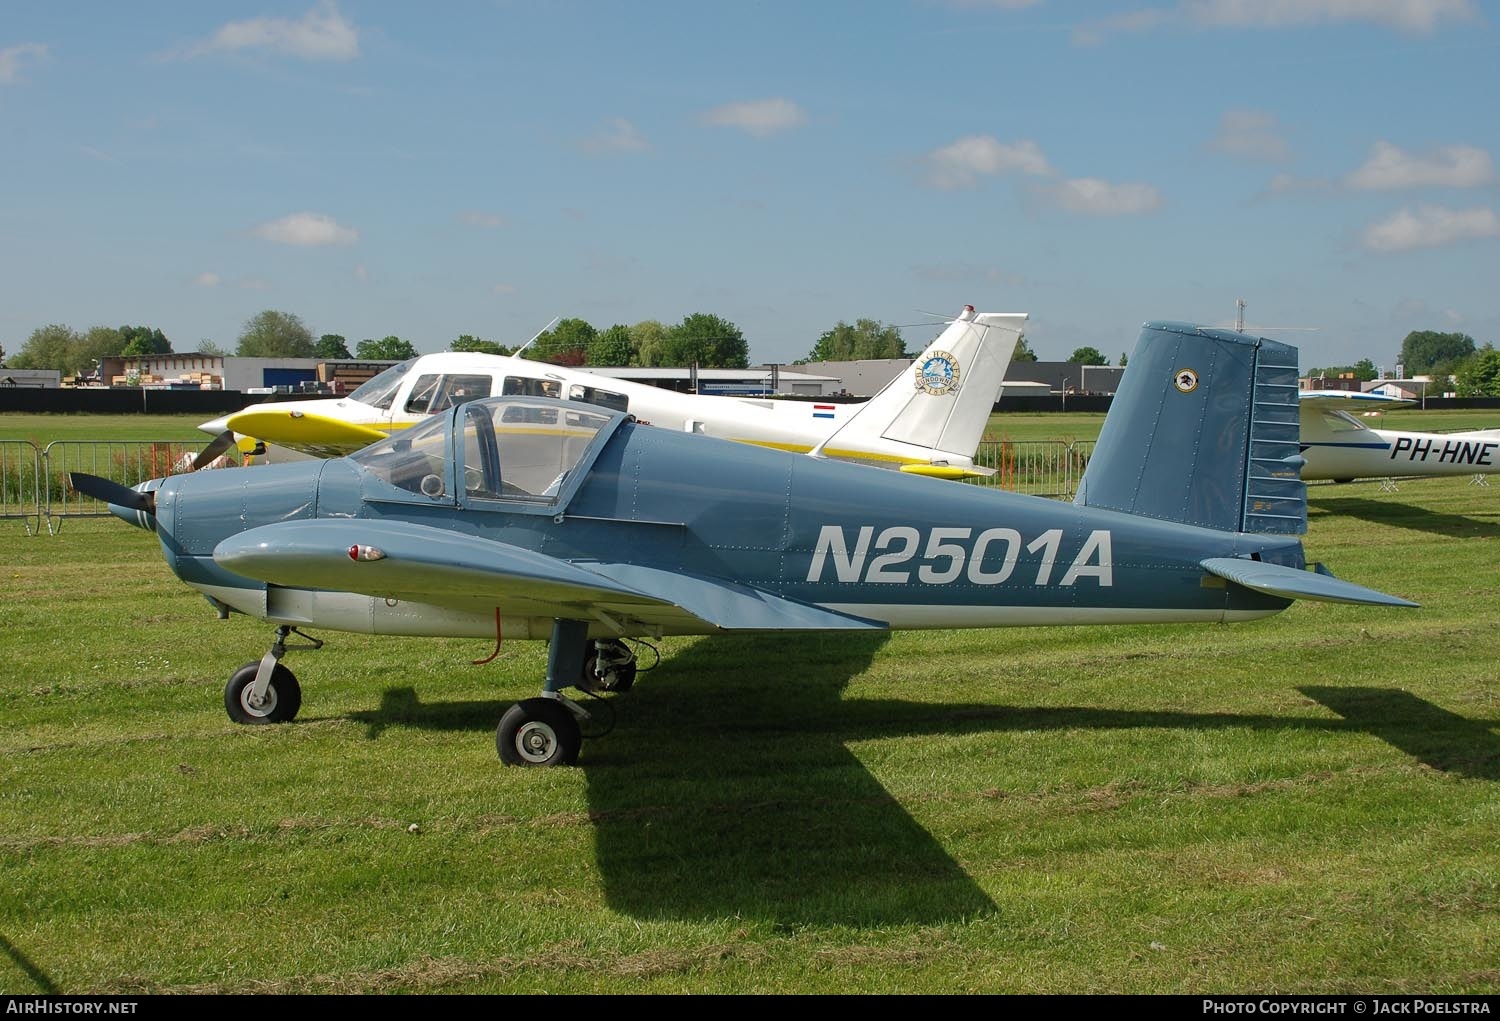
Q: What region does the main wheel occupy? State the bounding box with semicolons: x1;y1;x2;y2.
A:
580;640;638;693
496;698;581;766
224;661;302;725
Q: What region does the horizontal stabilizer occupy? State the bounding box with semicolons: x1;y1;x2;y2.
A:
1200;557;1418;608
899;463;996;480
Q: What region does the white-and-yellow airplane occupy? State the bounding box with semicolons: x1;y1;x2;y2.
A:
1299;390;1500;482
200;307;1026;478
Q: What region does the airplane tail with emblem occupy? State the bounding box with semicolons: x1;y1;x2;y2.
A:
1074;321;1413;608
816;307;1027;478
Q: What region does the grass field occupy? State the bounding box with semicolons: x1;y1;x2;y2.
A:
1;417;1498;994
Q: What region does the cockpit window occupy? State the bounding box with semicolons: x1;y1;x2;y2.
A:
1320;410;1369;433
349;414;451;499
461;398;614;504
404;374;494;415
502;376;562;399
349;358;418;410
568;383;629;413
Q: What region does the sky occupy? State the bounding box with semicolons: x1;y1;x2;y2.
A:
2;0;1497;370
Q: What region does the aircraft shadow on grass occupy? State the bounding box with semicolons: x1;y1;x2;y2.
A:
1308;496;1500;539
347;635;1500;926
0;932;58;994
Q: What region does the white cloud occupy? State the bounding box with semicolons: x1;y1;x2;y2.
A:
1078;0;1477;43
189;1;359;61
1360;203;1500;252
699;98;807;137
1347;140;1493;190
193;272;221;288
922;135;1053;189
251;211;359;246
1188;0;1477;33
0;42;48;84
1210;109;1290;162
1037;178;1163;215
578;117;649;154
459;210;508;229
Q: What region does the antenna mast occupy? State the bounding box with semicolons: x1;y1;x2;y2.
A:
1235;298;1246;333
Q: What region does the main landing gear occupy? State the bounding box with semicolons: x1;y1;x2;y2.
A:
224;625;322;725
496;620;640;767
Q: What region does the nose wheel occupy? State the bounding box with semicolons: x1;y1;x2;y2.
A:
224;661;302;724
224;625;320;725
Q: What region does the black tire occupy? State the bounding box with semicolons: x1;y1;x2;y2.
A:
580;641;638;693
224;661;302;725
496;698;581;767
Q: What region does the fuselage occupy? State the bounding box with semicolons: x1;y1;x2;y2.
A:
159;401;1298;642
1300;406;1499;481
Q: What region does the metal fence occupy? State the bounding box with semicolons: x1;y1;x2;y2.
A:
0;438;1093;535
0;441;43;535
0;439;224;534
970;439;1094;498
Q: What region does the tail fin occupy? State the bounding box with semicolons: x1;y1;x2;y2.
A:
820;306;1026;475
1074;321;1306;534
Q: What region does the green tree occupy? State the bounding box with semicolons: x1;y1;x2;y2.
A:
356;336;419;360
196;340;229;357
1069;346;1108;365
1399;330;1475;373
237;311;316;357
526;318;596;365
804;319;907;362
119;325;171;358
1454;344;1500;397
1119;351;1128;367
1352;358;1377;382
664;313;748;368
629;320;669;367
79;326;127;369
451;335;512;356
315;334;352;359
588;324;634;366
1013;335;1038;363
10;324;83;373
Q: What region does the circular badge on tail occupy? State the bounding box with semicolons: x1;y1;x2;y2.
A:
1174;367;1199;394
916;351;961;396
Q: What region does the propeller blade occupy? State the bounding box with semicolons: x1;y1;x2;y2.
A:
191;430;237;471
68;473;155;514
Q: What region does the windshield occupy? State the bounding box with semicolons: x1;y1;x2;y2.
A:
1320;410;1370;433
349;413;452;498
349;358;418;409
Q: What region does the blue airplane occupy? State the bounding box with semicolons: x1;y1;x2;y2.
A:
71;322;1416;766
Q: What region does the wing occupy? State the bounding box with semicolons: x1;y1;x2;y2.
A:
213;519;887;632
226;407;392;458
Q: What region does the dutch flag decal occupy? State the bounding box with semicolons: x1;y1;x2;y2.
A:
813;404;836;420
